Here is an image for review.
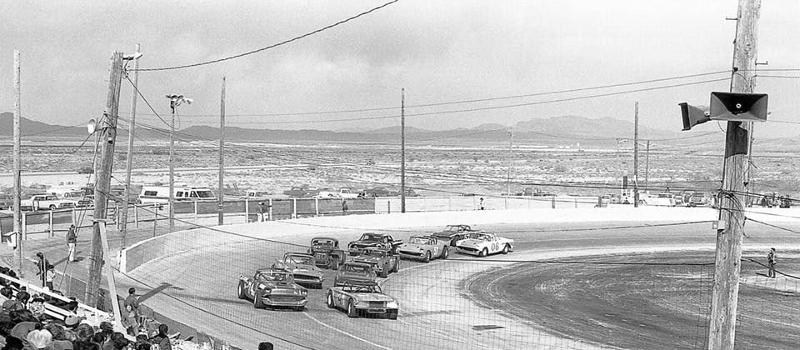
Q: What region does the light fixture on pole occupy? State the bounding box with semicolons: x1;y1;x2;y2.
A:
165;94;192;232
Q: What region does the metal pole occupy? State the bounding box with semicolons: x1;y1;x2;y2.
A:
633;102;639;207
121;43;141;250
506;130;513;209
400;88;406;213
87;51;124;306
13;50;23;278
169;101;176;232
218;77;226;225
645;140;650;191
707;0;760;348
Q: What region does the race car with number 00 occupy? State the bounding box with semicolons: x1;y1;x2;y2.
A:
398;235;449;262
455;232;514;257
347;232;403;255
272;252;325;289
237;268;308;311
326;280;399;319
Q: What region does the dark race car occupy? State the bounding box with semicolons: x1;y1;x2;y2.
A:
334;262;377;286
430;224;479;247
308;237;346;270
237;267;308;311
326;280;399;319
350;248;399;278
347;232;403;255
272;252;325;289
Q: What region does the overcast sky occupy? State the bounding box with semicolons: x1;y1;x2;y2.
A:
1;0;798;136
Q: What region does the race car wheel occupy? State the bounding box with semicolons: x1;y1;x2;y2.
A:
346;300;358;318
441;246;449;260
391;258;399;273
502;244;510;254
423;251;431;263
387;310;398;320
49;205;57;210
253;293;265;309
237;281;247;300
326;292;335;309
479;248;488;257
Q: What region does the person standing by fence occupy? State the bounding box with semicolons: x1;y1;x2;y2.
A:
66;224;77;262
767;248;777;278
257;202;267;222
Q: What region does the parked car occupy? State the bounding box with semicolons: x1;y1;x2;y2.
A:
308;237;346;270
326;280;399;319
430;225;478;247
0;194;12;210
398;235;449;262
350;248;399;278
347;233;403;255
334;262;377;287
20;194;75;211
138;186;216;204
236;267;308;311
456;232;514;257
272;253;325;289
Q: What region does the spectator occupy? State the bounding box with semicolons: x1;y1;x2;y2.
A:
2;336;24;350
1;288;24;314
110;333;128;350
342;200;348;214
66;225;77;262
45;266;55;291
26;324;53;350
27;297;45;320
34;253;50;288
124;305;139;336
149;324;171;350
479;197;485;210
124;288;140;322
258;342;273;350
767;248;777;278
15;288;29;308
257;202;267;222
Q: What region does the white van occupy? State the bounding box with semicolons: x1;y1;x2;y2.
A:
138;186;216;204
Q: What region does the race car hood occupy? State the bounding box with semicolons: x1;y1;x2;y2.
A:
351;255;382;265
399;242;425;251
291;265;323;277
350;292;396;303
457;239;488;249
261;281;304;294
336;275;374;285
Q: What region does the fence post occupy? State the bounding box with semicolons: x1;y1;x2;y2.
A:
315;198;319;217
448;196;452;211
292;199;297;219
71;208;76;227
21;213;27;240
552;196;556;209
193;201;199;223
575;198;578;208
134;204;139;228
268;199;273;221
153;204;158;237
49;211;54;237
244;198;249;223
387;200;391;214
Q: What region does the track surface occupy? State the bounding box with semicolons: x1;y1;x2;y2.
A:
127;221;800;349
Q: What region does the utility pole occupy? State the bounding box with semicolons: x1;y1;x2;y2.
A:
707;0;760;348
400;88;406;213
633;101;639;207
645;140;650;191
13;50;23;278
121;44;141;249
218;77;226;225
166;94;191;232
86;51;124;306
506;129;513;207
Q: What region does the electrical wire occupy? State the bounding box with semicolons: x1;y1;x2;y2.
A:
136;0;401;72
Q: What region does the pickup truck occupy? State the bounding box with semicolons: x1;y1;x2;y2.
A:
317;188;360;199
20;194;76;211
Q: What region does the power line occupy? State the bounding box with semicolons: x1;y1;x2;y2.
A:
136;0;401;72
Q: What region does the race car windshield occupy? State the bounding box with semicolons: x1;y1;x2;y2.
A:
346;285;380;293
313;239;335;246
475;234;492;240
288;256;314;265
363;250;385;257
344;265;370;273
444;225;463;232
409;237;429;244
260;273;289;282
360;233;381;241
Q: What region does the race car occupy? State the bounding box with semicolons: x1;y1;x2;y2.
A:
350;247;399;278
431;224;479;247
398;235;449;262
308;237;346;270
456;232;513;257
326;280;399;319
272;252;325;289
334;262;377;286
347;232;403;255
237;267;308;310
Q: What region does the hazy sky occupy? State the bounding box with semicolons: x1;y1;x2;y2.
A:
1;0;798;136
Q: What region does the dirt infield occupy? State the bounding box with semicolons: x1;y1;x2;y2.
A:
465;251;800;350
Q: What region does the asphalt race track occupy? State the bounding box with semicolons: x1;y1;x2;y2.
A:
126;221;800;350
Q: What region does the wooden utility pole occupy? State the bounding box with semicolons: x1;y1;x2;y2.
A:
121;44;141;249
13;50;23;278
707;0;760;348
644;140;651;191
633;102;639;207
218;77;226;225
86;51;124;306
169;102;176;232
400;88;406;213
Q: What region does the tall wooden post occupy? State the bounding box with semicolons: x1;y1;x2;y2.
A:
633;102;639;207
707;0;761;348
86;51;124;306
400;88;406;213
121;43;141;249
218;77;226;225
13;50;23;277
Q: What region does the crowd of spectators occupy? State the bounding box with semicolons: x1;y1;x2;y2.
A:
0;267;183;350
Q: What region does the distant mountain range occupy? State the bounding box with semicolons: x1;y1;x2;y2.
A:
0;112;682;145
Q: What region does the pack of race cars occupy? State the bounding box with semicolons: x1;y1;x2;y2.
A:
236;224;513;319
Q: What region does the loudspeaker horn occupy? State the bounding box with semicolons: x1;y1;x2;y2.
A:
709;92;768;122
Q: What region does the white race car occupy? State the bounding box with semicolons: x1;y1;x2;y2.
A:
455;232;513;257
